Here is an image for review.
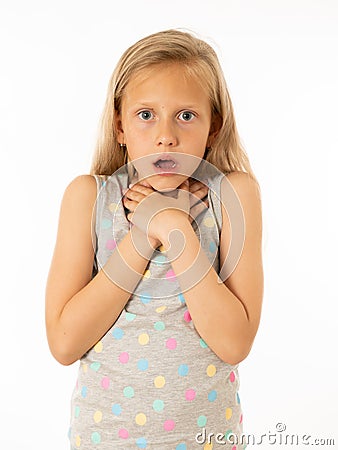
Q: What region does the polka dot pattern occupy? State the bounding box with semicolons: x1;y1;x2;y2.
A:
69;171;244;449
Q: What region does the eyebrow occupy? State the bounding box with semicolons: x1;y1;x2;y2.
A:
132;102;200;109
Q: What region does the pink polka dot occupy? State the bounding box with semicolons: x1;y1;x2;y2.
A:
118;428;129;439
185;389;196;401
239;413;243;424
164;420;175;431
165;269;176;281
119;352;129;364
101;376;110;389
229;371;235;382
166;338;177;350
106;239;117;250
183;310;192;322
231;446;237;450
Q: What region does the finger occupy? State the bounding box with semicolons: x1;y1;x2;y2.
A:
129;183;154;195
189;180;208;194
178;179;189;191
124;189;146;202
123;198;139;212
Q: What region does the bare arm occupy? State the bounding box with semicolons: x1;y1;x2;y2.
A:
159;172;264;364
45;175;155;366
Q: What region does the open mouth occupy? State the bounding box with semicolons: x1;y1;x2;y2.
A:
153;155;178;173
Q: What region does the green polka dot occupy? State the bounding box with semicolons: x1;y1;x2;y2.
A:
153;399;164;411
154;321;165;331
90;362;101;371
91;432;101;444
74;406;80;418
101;218;112;229
125;312;136;321
123;386;135;398
197;415;207;427
199;338;208;348
224;429;233;441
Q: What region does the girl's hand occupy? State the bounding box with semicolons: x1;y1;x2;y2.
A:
122;178;209;245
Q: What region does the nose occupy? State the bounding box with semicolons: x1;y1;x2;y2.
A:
156;119;178;147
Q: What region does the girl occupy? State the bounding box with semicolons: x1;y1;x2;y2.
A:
45;29;263;449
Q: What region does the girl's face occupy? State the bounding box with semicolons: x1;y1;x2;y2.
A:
116;63;218;191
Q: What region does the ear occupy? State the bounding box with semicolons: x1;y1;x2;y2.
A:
114;112;125;144
207;114;222;146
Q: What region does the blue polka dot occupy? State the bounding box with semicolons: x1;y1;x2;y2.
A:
209;241;217;253
178;293;185;304
137;359;149;371
136;437;147;448
112;403;122;415
112;327;124;339
176;444;187;450
81;386;87;398
178;364;189;376
140;293;152;304
74;406;80;418
208;390;217;402
237;392;241;404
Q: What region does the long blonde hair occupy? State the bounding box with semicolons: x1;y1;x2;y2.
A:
90;29;256;182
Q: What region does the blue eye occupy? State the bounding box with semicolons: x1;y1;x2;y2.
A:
179;111;195;121
138;110;154;120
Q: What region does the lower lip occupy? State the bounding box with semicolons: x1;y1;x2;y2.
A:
153;163;178;176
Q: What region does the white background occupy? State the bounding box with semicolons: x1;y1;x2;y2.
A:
0;0;337;449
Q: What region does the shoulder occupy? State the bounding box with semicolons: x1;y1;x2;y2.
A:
62;174;98;206
64;174;97;196
59;175;98;225
223;171;261;198
220;171;262;240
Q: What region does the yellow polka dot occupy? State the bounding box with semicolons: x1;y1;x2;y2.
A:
135;413;147;425
82;363;88;373
75;435;81;447
138;333;150;345
206;364;217;377
94;410;103;423
225;407;232;420
154;375;166;388
94;341;103;353
108;202;118;212
156;305;167;313
204;217;215;227
204;443;213;450
143;269;151;279
158;245;166;252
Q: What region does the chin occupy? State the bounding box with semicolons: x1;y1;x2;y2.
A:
149;174;187;192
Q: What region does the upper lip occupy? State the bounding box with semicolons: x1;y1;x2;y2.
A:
153;154;178;165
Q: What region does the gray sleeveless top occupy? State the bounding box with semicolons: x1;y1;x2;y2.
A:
68;163;245;450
